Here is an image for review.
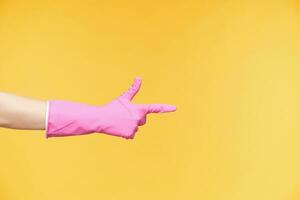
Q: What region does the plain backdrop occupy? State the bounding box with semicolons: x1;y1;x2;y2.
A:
1;0;300;200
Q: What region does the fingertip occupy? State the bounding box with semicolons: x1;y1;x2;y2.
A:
171;105;177;111
165;105;177;112
134;76;142;82
133;77;142;89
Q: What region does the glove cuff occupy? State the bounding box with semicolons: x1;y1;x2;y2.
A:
45;101;50;138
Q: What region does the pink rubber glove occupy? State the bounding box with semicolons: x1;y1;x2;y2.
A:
46;77;176;139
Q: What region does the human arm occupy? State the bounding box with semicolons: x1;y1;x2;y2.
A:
0;77;176;139
0;92;47;130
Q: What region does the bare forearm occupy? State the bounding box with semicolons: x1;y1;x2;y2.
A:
0;92;47;130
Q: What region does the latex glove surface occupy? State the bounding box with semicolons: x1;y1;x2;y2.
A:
46;77;176;139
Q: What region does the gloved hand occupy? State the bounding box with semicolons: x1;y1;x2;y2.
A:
46;77;176;139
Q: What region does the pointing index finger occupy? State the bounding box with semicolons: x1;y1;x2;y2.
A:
138;104;177;114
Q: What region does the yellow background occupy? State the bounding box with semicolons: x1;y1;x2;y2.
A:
1;0;300;199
